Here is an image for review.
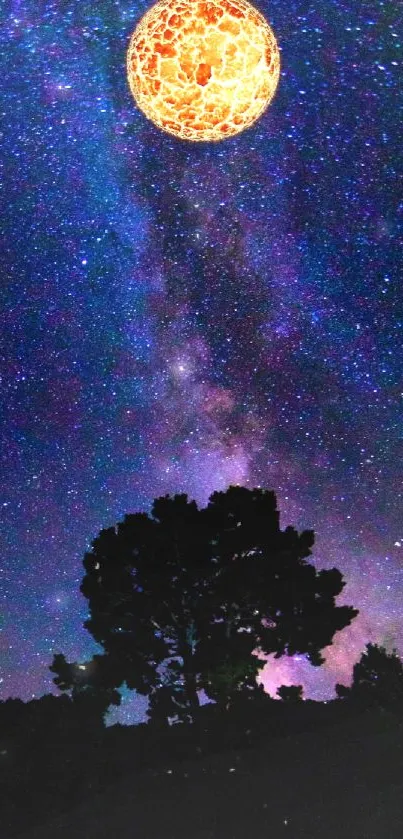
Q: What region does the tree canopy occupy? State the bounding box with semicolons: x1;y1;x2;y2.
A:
336;643;403;708
49;652;121;727
75;486;358;723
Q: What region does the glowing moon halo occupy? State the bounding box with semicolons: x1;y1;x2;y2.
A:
127;0;280;141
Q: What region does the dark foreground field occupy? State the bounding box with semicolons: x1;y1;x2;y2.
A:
3;702;403;839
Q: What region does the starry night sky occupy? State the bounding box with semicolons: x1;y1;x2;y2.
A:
1;0;402;724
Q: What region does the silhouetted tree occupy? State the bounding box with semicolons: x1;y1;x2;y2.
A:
49;653;121;729
80;486;358;723
277;684;304;702
336;643;403;709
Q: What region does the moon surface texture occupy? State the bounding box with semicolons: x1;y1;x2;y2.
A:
127;0;280;141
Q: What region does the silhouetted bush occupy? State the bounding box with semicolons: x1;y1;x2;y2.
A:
277;684;304;702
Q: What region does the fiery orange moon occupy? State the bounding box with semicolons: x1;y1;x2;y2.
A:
127;0;280;141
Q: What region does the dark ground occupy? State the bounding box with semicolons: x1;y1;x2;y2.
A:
3;705;403;839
